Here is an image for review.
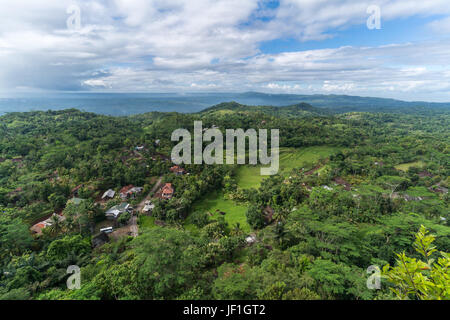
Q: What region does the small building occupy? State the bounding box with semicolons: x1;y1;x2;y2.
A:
135;146;145;151
105;203;131;220
119;185;143;200
102;189;116;200
170;165;186;175
403;194;423;202
154;139;161;146
143;202;155;213
30;213;66;235
245;235;257;245
161;183;174;200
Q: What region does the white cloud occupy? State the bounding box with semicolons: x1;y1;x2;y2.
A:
0;0;449;100
428;16;450;34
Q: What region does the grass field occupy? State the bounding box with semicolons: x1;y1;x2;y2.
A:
138;215;157;230
186;146;341;233
235;146;342;189
395;161;425;172
186;190;250;233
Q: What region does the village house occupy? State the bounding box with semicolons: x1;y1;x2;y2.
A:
30;213;66;235
245;234;257;245
119;185;143;200
135;145;145;151
105;203;131;220
143;200;155;213
102;189;115;200
429;185;449;194
403;194;424;202
170;165;186;175
161;183;174;200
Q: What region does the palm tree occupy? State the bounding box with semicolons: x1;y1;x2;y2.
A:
231;222;243;236
48;214;62;235
274;222;289;248
272;206;290;224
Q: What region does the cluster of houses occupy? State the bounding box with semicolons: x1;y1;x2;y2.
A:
30;151;189;237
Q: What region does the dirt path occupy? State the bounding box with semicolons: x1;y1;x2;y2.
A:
136;176;163;213
129;215;138;237
111;176;164;239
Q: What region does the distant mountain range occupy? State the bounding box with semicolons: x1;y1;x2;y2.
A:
234;92;450;113
1;92;449;116
200;101;330;118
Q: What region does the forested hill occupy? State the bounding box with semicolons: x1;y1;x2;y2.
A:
236;92;450;114
0;104;448;300
199;102;330;117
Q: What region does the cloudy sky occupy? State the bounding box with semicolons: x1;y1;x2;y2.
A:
1;0;450;101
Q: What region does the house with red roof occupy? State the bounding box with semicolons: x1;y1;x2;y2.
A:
161;183;174;199
119;185;143;200
30;213;66;235
170;165;186;175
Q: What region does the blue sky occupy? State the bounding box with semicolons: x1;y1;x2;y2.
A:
259;16;438;53
1;0;450;101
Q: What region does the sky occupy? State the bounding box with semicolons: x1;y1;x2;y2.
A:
1;0;450;101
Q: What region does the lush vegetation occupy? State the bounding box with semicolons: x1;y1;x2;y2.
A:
0;102;448;300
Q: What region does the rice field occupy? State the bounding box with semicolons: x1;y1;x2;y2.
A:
235;146;342;189
186;190;250;233
186;146;341;232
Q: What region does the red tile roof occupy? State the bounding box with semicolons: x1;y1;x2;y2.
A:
120;185;135;194
161;183;174;198
170;166;186;174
